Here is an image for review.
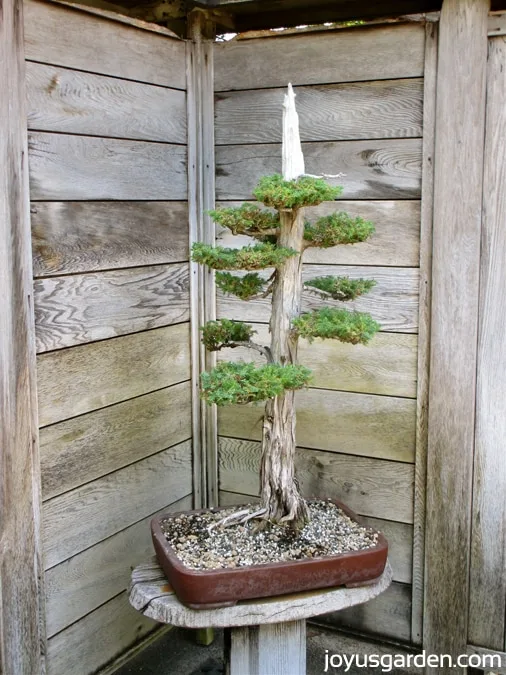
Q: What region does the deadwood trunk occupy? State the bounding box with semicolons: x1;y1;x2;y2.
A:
260;208;309;528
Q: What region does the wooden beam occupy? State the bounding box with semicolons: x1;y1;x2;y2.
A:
423;0;489;671
0;0;46;670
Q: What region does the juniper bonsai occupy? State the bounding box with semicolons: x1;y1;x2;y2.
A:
192;85;380;531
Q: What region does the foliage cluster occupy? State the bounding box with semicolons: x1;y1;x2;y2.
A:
253;174;342;210
202;319;255;352
191;242;296;270
215;271;267;300
303;213;375;248
292;307;380;345
305;276;376;301
208;204;279;237
201;361;312;406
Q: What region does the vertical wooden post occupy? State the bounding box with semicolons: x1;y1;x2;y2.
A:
424;0;489;670
0;0;47;671
187;9;217;509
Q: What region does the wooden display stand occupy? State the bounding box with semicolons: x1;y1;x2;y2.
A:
129;560;392;675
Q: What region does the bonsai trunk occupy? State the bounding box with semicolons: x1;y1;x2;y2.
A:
260;208;309;529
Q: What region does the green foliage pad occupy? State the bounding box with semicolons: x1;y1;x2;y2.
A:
202;319;255;352
192;242;296;271
304;212;375;248
254;174;342;210
201;361;312;406
215;272;267;300
208;204;279;237
292;307;380;345
305;276;376;301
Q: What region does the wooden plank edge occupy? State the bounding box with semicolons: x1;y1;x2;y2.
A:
488;11;506;35
411;19;437;647
99;625;173;675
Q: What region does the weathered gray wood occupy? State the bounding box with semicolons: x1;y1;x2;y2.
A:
28;131;187;200
218;265;419;334
217;200;421;268
488;12;506;35
129;560;393;627
219;491;413;584
411;19;437;647
0;0;46;670
24;0;186;89
46;591;158;675
215;79;422;145
218;438;414;523
318;580;411;642
219;388;416;462
216;139;421;201
214;23;425;91
34;263;190;352
32;201;189;276
43;440;192;568
37;322;190;426
26;62;187;143
468;35;506;652
41;382;191;500
424;1;489;670
45;494;192;637
228;621;306;675
220;323;417;398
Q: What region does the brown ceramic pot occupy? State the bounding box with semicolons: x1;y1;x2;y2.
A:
151;499;388;609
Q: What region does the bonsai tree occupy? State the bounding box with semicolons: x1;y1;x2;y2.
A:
192;85;379;531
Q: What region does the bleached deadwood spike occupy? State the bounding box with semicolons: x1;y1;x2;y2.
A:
282;83;305;180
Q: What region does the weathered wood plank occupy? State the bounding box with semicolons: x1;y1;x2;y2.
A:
31;201;189;277
217;200;421;268
488;12;506;36
28;132;187;200
216;139;422;201
318;581;411;643
424;1;489;670
37;323;190;426
26;62;187;143
24;0;186;89
468;35;506;652
218;266;419;334
220;324;417;398
45;494;192;637
215;79;423;145
41;382;191;500
218;438;414;523
229;622;306;675
214;23;425;91
219;388;416;462
46;591;158;675
0;0;46;670
44;440;192;568
34;263;190;352
218;491;413;585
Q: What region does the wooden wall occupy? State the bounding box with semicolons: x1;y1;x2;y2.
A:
24;2;192;672
213;22;427;644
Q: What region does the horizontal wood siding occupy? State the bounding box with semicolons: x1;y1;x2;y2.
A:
24;3;191;672
214;20;425;644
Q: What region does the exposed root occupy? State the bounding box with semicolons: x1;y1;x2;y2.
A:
207;507;267;533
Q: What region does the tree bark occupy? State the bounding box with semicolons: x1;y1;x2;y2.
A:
259;208;309;529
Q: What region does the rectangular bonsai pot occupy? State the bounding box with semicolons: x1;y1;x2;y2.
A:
151;499;388;609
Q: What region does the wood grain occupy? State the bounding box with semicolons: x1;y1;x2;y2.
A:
218;437;414;523
218;491;413;584
424;1;489;669
468;36;506;652
34;263;190;351
24;0;186;89
216;139;422;201
26;62;187;143
45;494;192;637
215;79;423;145
219;323;417;398
37;322;190;426
218;266;419;334
217;200;421;267
28;131;187;200
0;0;46;670
46;591;158;675
43;440;192;568
40;382;191;500
229;622;306;675
31;201;189;276
214;23;425;91
219;388;416;463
